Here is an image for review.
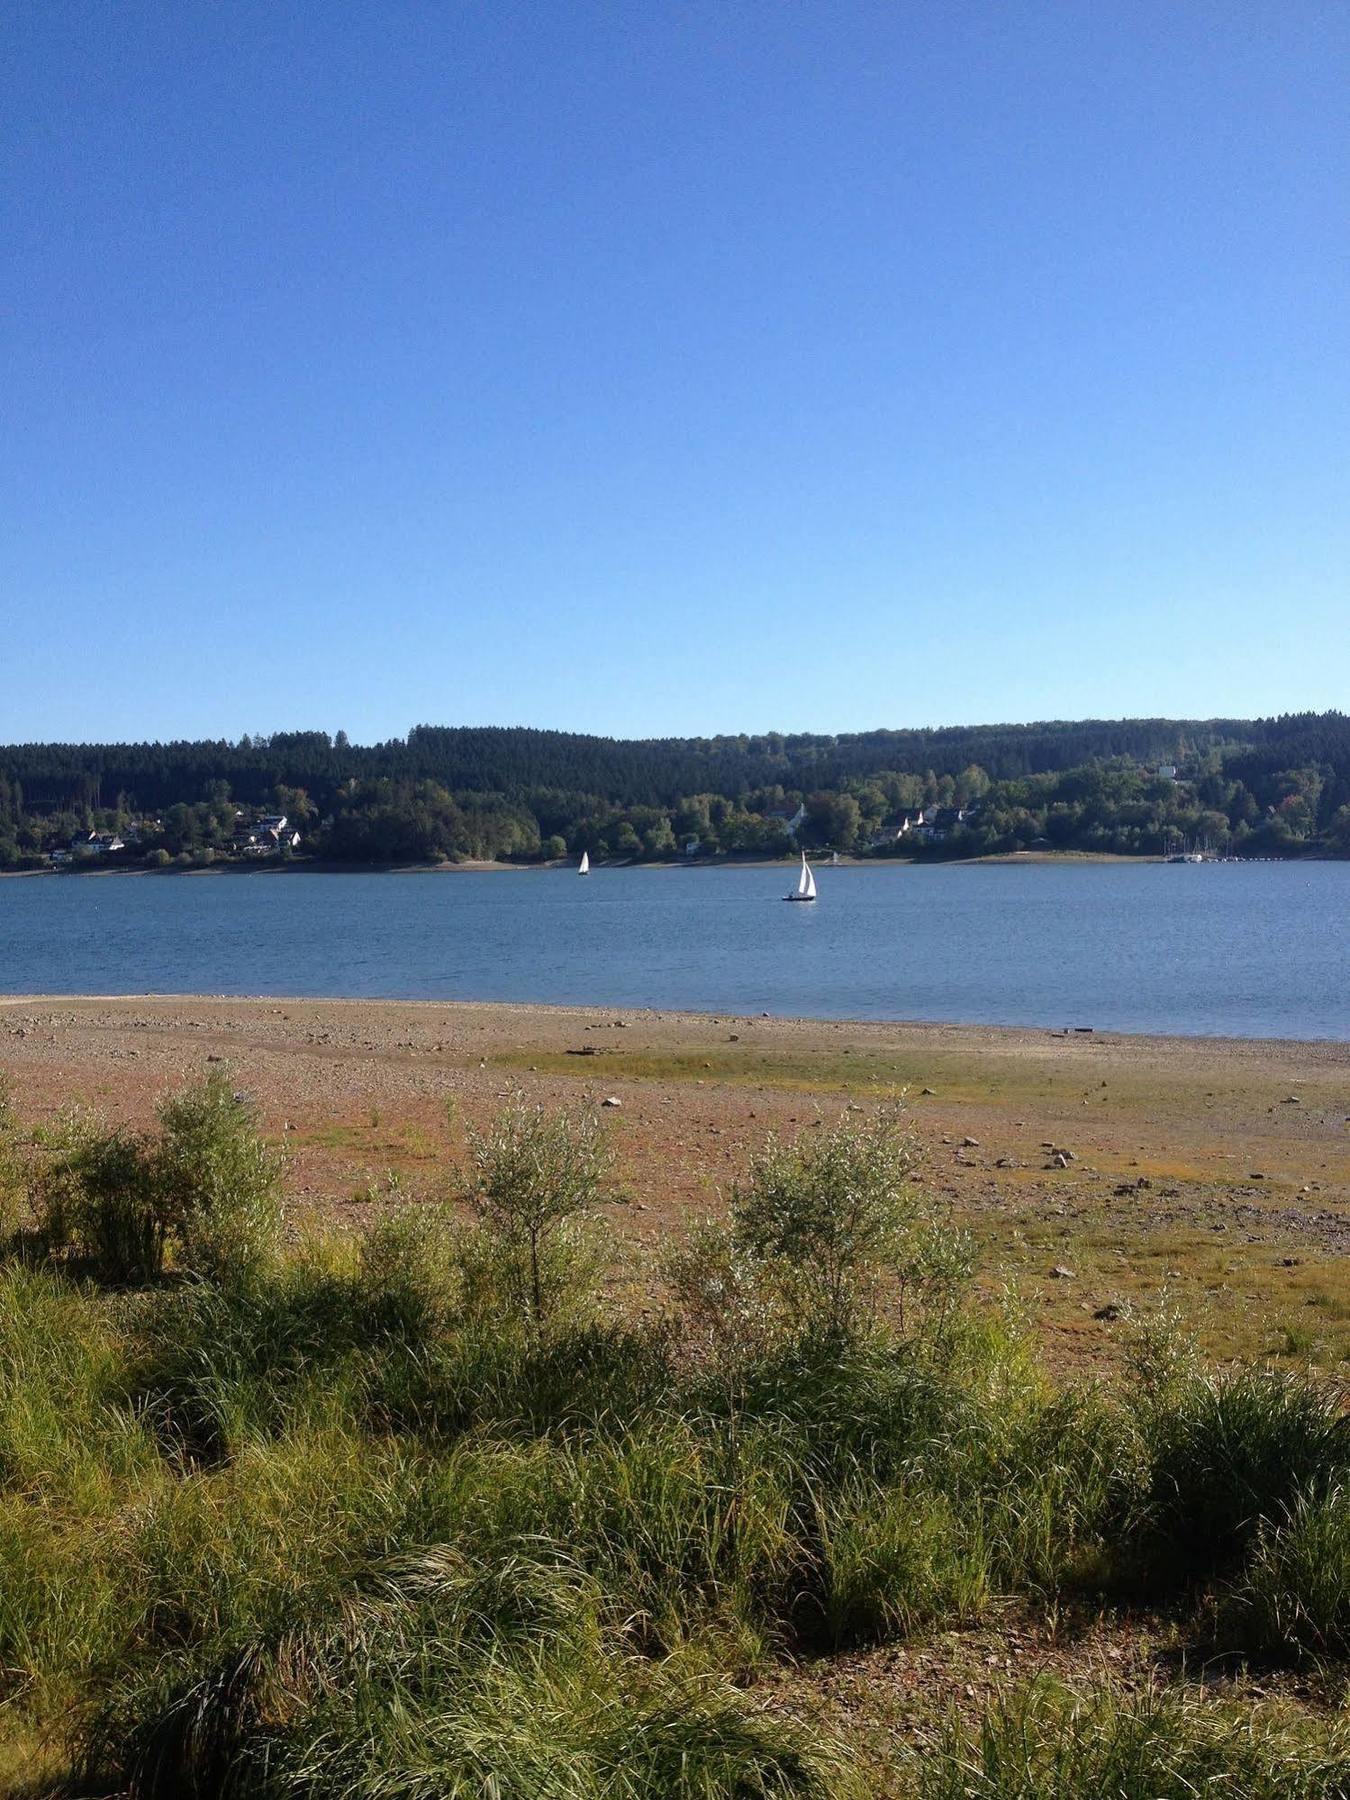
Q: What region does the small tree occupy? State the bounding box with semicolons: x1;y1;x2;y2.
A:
156;1073;282;1285
462;1101;612;1329
730;1109;936;1341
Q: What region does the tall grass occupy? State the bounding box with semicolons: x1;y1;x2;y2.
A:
1131;1368;1350;1582
0;1098;1347;1793
1221;1486;1350;1660
916;1680;1350;1800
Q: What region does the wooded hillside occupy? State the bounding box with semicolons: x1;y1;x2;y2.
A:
2;713;1347;865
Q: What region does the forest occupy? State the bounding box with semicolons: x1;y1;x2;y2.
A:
1;712;1347;867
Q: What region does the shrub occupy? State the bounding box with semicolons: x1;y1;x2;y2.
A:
11;1095;1350;1796
728;1109;969;1344
18;1076;281;1288
356;1203;461;1339
665;1217;784;1375
730;1110;918;1340
46;1124;167;1284
156;1073;282;1284
463;1100;613;1329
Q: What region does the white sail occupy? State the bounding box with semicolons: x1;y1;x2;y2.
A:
785;850;817;901
579;851;590;875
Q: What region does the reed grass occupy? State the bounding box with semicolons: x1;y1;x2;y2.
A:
915;1680;1350;1800
0;1099;1347;1794
1221;1485;1350;1660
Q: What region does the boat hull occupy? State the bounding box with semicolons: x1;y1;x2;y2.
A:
783;895;816;902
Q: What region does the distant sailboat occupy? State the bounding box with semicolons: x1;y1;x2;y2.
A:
784;851;817;902
578;851;590;875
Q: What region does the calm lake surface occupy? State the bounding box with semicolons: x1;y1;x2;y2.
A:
0;863;1346;1040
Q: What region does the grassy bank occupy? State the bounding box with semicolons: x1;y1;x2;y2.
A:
0;1079;1348;1795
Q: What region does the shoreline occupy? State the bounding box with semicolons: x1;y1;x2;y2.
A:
4;848;1339;878
2;990;1348;1055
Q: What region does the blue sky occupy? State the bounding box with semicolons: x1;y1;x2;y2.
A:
4;2;1347;744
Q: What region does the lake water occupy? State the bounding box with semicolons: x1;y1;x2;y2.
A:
0;863;1346;1040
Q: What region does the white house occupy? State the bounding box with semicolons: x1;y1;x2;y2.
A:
870;808;927;847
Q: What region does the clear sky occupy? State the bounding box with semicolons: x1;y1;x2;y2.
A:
4;2;1347;745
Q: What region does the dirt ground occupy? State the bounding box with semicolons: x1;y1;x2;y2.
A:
2;993;1347;1371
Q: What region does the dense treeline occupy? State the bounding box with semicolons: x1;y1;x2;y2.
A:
1;712;1347;866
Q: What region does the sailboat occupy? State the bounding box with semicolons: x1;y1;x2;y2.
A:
578;851;590;875
784;851;817;903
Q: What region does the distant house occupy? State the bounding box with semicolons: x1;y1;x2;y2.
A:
70;831;125;856
48;849;73;866
765;803;807;839
683;836;701;856
257;814;289;835
233;824;300;855
870;810;917;849
1155;765;1179;781
869;807;928;848
905;805;979;845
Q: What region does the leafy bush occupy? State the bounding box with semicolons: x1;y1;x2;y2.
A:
462;1099;613;1329
156;1072;281;1284
356;1202;462;1339
730;1109;931;1340
44;1123;166;1283
19;1074;281;1287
